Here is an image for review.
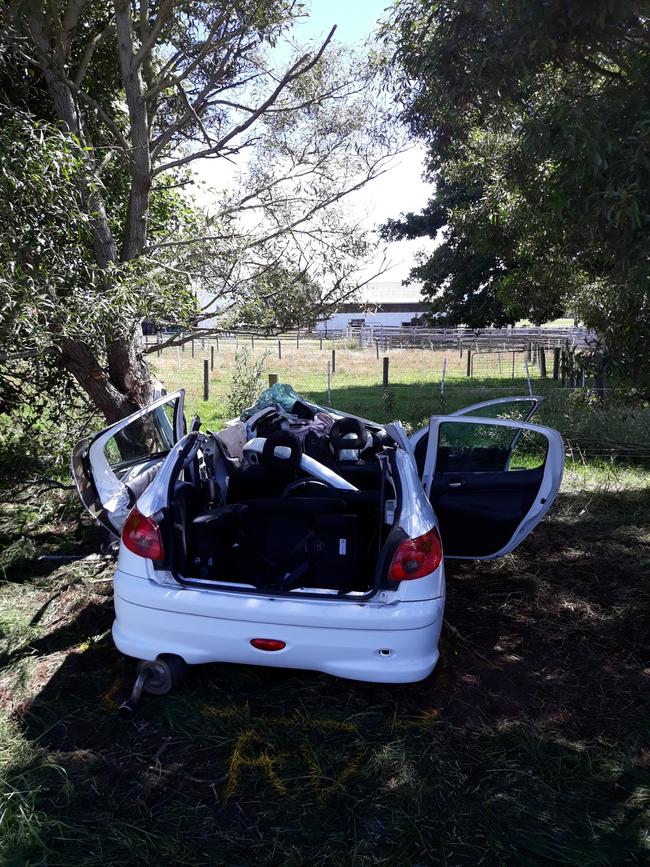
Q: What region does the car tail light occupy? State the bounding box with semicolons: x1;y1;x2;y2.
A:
122;508;164;561
388;527;443;581
250;638;286;651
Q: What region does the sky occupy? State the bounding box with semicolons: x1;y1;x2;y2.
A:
197;0;435;283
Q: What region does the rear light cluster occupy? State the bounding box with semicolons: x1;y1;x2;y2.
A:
388;527;443;581
123;508;164;561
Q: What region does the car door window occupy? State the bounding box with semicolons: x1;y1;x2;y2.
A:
436;421;548;474
71;390;185;535
409;396;544;469
452;396;543;422
103;400;178;474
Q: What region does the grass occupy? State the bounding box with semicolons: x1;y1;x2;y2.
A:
152;338;650;462
0;348;649;864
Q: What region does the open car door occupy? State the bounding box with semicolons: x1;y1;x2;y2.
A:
414;415;563;559
71;390;185;536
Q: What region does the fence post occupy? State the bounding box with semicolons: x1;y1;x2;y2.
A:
552;348;560;380
268;373;278;387
459;339;463;359
524;360;533;396
327;360;331;403
382;356;389;387
278;339;282;359
593;358;607;404
201;338;205;350
331;348;336;374
251;335;255;350
210;345;214;371
157;333;161;357
375;340;379;360
466;349;472;377
203;359;209;401
511;351;516;378
296;330;300;349
215;334;219;353
191;339;195;358
181;332;185;352
319;336;323;351
539;347;547;378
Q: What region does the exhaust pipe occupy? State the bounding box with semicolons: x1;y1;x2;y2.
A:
118;668;151;720
118;654;188;719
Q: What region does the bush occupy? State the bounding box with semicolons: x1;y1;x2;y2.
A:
225;348;268;418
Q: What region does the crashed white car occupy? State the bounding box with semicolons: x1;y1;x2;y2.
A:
72;388;563;710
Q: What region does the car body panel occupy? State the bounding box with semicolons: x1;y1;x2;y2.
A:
112;570;444;683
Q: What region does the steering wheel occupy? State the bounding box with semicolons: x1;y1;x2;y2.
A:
282;478;331;497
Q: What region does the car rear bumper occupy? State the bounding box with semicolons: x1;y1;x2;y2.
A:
112;570;444;684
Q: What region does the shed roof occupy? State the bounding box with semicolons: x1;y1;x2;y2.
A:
354;281;424;304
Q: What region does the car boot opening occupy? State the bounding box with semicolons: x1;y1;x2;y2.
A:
185;492;382;593
168;430;398;597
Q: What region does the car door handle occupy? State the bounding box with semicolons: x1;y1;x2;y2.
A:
448;480;464;488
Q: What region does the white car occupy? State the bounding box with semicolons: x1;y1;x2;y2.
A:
71;390;563;714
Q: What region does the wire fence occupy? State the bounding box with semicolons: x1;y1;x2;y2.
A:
146;332;650;463
145;331;592;388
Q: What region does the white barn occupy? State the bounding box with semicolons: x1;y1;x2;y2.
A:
316;281;428;331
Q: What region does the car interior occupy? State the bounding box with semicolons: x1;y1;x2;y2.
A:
413;427;548;557
167;415;400;596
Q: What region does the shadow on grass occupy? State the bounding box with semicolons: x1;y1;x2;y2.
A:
1;482;649;865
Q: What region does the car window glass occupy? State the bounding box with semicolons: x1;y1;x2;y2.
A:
437;422;547;473
507;429;548;470
456;400;536;421
103;396;179;468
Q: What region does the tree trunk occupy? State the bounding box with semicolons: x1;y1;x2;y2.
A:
59;338;140;424
115;0;151;261
28;5;155;421
107;334;156;408
35;47;118;267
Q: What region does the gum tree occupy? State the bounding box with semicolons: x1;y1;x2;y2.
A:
2;1;396;421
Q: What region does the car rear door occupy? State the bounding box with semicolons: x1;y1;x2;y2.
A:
71;390;185;535
414;415;563;559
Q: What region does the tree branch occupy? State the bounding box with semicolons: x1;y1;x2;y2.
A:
62;0;89;32
142;10;233;102
74;19;114;86
152;26;337;176
132;0;174;68
62;74;130;151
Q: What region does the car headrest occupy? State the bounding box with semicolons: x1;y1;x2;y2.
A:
329;417;366;452
261;430;302;470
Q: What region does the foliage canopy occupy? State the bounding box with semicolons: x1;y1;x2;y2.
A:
384;0;650;388
1;1;396;423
